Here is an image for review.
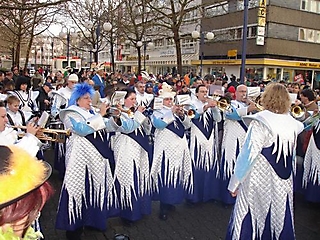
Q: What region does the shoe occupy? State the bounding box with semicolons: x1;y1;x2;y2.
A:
159;213;168;221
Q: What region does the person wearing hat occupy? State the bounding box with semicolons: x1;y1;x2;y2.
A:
35;82;54;113
10;76;39;120
92;67;106;98
55;83;137;239
0;145;53;239
51;73;79;179
51;73;78;118
150;82;193;221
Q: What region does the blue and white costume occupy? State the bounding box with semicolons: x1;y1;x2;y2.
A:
51;86;73;178
226;110;303;240
150;107;193;205
303;119;320;202
56;105;125;231
186;98;221;203
10;89;39;121
219;100;249;204
113;110;152;221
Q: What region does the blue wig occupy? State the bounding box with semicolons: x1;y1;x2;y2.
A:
68;83;95;106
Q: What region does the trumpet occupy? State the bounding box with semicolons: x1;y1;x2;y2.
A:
182;104;196;118
290;104;306;120
9;125;71;143
210;95;231;112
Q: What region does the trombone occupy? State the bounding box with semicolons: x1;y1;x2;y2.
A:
9;125;71;143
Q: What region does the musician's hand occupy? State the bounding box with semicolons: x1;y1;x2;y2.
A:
26;122;40;136
137;106;145;113
248;102;257;113
230;190;238;198
295;99;302;105
175;105;184;117
99;102;109;116
44;99;50;105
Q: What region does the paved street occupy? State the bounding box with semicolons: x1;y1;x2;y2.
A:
41;150;320;240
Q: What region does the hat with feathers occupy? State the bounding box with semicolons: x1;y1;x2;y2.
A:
158;82;176;99
0;145;51;209
68;83;95;106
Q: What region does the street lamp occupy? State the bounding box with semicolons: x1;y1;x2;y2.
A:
191;28;214;77
136;39;154;71
240;0;249;84
84;20;112;65
59;27;77;67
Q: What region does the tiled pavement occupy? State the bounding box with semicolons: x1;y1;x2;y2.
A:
41;150;320;240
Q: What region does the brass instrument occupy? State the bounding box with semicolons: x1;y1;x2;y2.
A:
210;95;231;112
290;104;306;120
182;104;196;118
247;95;264;112
10;125;71;143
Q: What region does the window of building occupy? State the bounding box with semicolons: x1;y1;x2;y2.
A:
155;39;164;47
236;28;243;39
316;31;320;43
307;29;315;41
166;38;175;46
250;26;257;38
299;28;306;41
237;0;244;11
205;1;228;17
301;0;320;13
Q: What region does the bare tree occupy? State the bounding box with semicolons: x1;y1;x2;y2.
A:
62;0;118;70
0;0;71;10
119;0;155;74
0;0;69;69
147;0;201;75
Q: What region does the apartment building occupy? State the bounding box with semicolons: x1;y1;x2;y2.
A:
198;0;320;85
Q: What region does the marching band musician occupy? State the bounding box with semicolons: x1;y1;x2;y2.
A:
55;83;135;240
112;88;152;226
226;83;303;240
6;95;27;128
185;84;222;204
150;82;193;221
219;84;257;205
51;73;78;178
0;100;41;156
51;73;78;118
302;106;320;202
134;81;154;107
10;76;39;121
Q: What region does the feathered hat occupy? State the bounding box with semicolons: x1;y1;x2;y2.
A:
158;82;176;99
68;83;95;106
0;145;52;209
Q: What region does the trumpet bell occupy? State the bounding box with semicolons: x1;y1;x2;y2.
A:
183;104;196;118
290;104;305;120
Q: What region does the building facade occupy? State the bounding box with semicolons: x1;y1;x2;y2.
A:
197;0;320;87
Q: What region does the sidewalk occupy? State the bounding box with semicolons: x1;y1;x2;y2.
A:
41;150;320;240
